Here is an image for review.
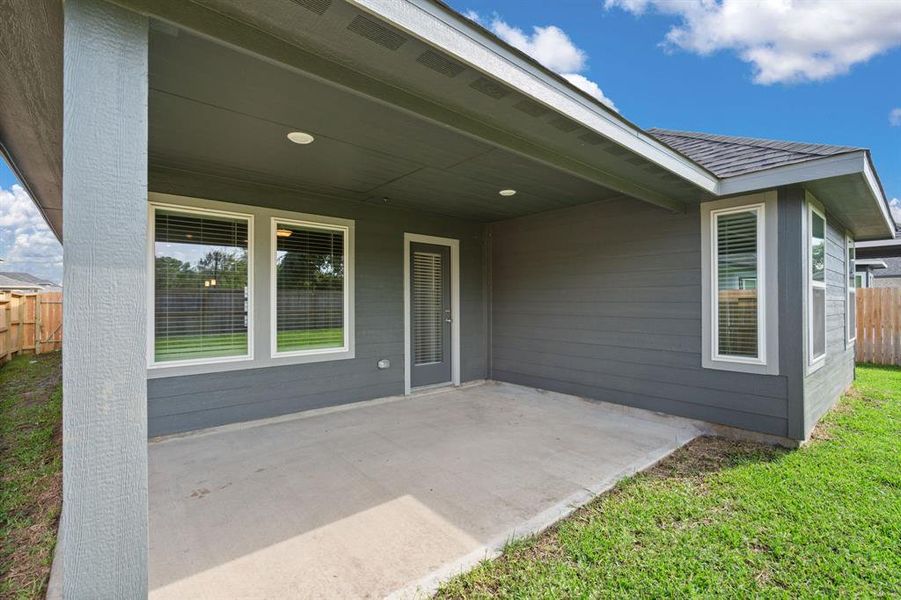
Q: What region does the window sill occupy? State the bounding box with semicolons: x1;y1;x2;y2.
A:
702;356;778;376
147;349;356;379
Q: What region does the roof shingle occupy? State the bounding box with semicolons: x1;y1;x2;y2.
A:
646;128;862;178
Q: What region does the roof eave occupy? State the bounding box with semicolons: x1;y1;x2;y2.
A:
347;0;719;194
716;151;895;241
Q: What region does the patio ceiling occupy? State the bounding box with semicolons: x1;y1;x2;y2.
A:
149;28;631;222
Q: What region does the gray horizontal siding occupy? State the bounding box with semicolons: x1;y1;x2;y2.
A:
147;168;487;436
803;211;854;434
489;195;790;437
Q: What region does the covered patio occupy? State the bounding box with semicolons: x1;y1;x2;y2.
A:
149;382;701;599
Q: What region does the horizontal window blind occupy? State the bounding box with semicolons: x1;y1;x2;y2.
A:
716;209;759;359
154;208;250;363
275;222;345;353
412;251;444;365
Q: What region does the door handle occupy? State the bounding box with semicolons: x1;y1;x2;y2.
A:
444;317;453;323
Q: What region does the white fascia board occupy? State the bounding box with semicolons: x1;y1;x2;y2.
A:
348;0;719;194
862;156;896;239
857;238;901;248
717;151;895;239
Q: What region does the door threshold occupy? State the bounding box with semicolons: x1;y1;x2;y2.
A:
409;381;455;395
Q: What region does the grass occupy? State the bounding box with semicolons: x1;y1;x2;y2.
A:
439;364;901;599
155;328;343;361
0;353;62;600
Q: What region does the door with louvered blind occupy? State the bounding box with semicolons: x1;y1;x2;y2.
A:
410;242;452;388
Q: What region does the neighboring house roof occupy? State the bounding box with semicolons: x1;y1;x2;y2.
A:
857;226;901;258
873;257;901;278
646;128;861;178
0;271;60;289
856;259;887;270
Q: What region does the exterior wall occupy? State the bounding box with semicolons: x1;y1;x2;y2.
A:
489;195;791;437
147;168;487;436
873;276;901;288
802;208;854;434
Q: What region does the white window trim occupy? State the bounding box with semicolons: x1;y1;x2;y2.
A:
710;203;767;366
147;192;355;379
846;233;856;347
807;200;827;371
270;217;352;359
700;191;779;375
147;202;255;370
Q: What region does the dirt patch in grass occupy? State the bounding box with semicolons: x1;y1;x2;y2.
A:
645;436;784;481
0;353;63;600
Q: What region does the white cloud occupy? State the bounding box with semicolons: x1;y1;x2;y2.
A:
560;73;617;107
890;108;901;126
467;12;617;110
0;184;62;283
890;197;901;225
605;0;901;84
464;9;481;23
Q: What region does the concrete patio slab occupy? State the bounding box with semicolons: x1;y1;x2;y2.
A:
149;382;703;599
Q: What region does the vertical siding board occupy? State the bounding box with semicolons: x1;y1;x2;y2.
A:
62;0;149;596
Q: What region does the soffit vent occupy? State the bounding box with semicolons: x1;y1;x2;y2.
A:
290;0;332;15
469;76;510;100
513;99;550;117
416;50;466;78
347;15;407;50
578;132;606;145
548;116;580;133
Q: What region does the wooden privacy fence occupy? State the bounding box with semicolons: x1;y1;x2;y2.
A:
856;287;901;366
0;291;62;363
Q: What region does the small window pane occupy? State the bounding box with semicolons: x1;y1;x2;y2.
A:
848;242;856;288
811;212;826;283
275;222;345;353
849;290;856;334
716;210;759;358
812;286;826;358
154;209;249;362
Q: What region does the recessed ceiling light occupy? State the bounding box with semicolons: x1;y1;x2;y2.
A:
276;228;293;238
287;131;315;145
499;189;517;197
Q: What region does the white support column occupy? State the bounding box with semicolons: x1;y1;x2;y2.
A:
61;0;148;597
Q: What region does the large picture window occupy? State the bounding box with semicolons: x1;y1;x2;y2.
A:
272;219;348;356
808;203;827;366
712;205;765;362
151;205;252;365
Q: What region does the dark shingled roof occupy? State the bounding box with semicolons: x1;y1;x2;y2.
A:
646;128;862;178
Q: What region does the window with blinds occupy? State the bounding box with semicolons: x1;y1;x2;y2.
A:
412;251;444;365
809;206;827;363
273;220;346;354
153;207;251;364
713;206;762;360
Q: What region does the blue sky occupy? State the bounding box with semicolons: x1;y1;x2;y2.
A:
1;0;899;283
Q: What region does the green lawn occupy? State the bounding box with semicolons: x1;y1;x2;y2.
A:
155;328;343;361
439;364;901;599
0;353;62;600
